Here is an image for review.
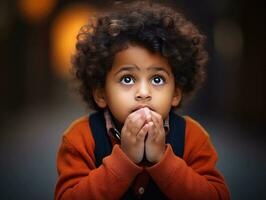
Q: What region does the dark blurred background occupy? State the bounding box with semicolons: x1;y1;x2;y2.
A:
0;0;265;199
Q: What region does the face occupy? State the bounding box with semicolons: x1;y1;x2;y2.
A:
93;44;181;124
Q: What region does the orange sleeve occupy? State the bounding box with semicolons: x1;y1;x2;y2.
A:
145;116;231;200
54;117;142;200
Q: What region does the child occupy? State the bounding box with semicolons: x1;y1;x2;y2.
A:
55;1;230;199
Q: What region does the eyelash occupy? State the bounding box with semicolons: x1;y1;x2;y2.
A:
119;75;166;86
120;75;134;85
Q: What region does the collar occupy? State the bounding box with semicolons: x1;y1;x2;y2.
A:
104;109;170;142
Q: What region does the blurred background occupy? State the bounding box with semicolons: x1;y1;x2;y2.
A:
0;0;265;199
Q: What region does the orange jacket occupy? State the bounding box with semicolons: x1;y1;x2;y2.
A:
55;115;230;200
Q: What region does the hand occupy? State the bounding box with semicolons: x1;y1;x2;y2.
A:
145;110;166;163
120;108;152;163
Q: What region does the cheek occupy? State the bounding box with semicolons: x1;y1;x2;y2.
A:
105;88;134;122
153;89;175;118
107;88;132;105
156;96;172;111
109;94;129;108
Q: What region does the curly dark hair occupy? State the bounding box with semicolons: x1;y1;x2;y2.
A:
72;1;208;111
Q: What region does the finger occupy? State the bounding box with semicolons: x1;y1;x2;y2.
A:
125;109;147;134
150;110;163;127
147;121;161;142
131;108;149;130
122;110;143;135
147;121;156;138
131;107;152;124
136;123;149;141
124;108;145;126
143;107;152;123
149;112;165;137
132;107;151;124
148;112;160;132
126;109;143;123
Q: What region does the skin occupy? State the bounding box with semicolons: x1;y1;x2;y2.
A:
93;44;182;164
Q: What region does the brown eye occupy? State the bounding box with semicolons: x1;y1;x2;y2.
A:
151;76;165;85
120;76;134;85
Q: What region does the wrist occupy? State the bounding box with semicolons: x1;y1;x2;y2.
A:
147;145;167;164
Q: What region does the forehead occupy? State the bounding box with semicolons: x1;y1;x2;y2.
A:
111;44;172;73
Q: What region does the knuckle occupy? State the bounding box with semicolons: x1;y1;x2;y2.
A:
136;134;142;140
128;113;135;121
128;115;133;122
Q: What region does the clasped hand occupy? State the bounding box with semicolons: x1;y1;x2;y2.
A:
120;107;166;164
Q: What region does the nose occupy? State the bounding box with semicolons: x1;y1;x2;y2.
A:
135;81;151;101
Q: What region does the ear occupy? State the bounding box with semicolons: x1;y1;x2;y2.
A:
92;88;107;108
171;87;182;107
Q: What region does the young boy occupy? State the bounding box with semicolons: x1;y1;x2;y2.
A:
55;1;230;199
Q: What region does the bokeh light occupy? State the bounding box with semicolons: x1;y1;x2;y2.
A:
50;4;96;78
214;19;244;61
17;0;57;24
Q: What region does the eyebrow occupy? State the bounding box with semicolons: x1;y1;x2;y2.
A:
114;65;170;76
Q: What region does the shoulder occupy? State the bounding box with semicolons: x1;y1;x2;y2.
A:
184;116;210;139
63;115;90;138
183;116;214;160
62;115;95;153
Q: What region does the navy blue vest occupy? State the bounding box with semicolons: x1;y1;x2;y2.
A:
89;110;185;200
